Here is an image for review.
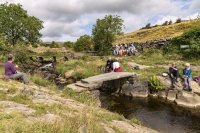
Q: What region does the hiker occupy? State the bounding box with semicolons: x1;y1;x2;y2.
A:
105;57;113;72
112;59;123;72
169;63;179;88
113;45;119;56
128;44;135;55
4;54;29;84
183;63;192;91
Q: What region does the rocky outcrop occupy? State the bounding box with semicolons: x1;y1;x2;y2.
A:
110;120;157;133
121;81;149;98
153;76;200;109
0;79;157;133
115;38;172;50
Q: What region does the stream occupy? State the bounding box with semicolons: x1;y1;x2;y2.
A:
23;59;200;133
100;94;200;133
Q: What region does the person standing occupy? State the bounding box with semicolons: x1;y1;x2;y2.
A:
169;63;179;88
183;63;192;91
4;54;29;84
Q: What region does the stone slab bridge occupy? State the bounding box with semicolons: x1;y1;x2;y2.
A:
67;72;136;93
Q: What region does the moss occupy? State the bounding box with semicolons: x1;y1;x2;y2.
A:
130;117;142;125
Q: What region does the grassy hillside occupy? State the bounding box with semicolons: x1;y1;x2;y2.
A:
114;20;198;44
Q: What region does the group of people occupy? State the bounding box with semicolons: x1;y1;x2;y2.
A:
113;44;138;56
169;63;193;91
105;57;123;72
2;53;199;93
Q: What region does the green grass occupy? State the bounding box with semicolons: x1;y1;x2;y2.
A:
62;88;98;106
56;56;105;79
130;117;142;125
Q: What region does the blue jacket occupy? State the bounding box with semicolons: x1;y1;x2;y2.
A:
183;68;192;78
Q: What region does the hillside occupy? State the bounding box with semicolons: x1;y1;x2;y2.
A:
114;20;198;44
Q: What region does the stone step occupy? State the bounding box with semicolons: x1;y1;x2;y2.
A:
75;82;100;90
66;83;88;93
175;91;200;108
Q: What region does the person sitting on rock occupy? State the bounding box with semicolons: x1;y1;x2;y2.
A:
183;63;192;91
105;57;113;72
4;54;29;84
112;59;123;72
169;63;179;89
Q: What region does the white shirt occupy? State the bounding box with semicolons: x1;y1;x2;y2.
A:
112;62;120;70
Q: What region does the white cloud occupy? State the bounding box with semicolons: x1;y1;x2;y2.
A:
0;0;198;41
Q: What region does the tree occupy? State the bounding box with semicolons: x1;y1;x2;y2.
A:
175;18;182;23
74;35;93;52
0;3;43;46
162;21;168;26
92;15;124;55
23;16;43;44
168;20;173;25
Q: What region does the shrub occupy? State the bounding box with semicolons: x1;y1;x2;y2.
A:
163;20;200;58
148;75;165;91
74;35;93;52
168;20;173;25
49;41;59;48
63;41;74;49
145;23;151;29
176;18;182;23
162;21;168;26
14;51;30;64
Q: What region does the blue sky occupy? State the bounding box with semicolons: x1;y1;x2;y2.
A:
0;0;199;42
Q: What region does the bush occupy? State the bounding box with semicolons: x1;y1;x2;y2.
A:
14;51;30;64
176;18;182;23
163;20;200;58
168;20;173;25
74;35;93;52
148;75;165;91
145;23;151;29
162;21;168;26
49;41;59;48
63;41;74;49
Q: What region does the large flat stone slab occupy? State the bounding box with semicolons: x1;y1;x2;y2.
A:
82;72;135;84
175;91;200;108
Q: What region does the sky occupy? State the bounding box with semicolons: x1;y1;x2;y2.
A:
0;0;199;42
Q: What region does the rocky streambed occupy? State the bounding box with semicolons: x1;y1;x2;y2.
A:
20;56;200;133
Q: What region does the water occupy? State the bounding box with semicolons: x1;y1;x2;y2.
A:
100;94;200;133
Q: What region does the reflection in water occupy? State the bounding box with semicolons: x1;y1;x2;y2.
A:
100;94;200;133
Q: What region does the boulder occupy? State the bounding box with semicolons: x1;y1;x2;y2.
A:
167;90;177;102
191;81;200;95
158;90;167;99
64;70;74;79
175;91;200;108
127;62;150;70
121;82;148;98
